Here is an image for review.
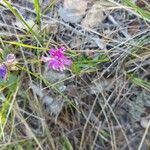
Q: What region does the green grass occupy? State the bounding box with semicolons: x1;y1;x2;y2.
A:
128;74;150;92
34;0;41;26
3;0;42;44
2;40;48;51
0;76;18;138
122;0;150;22
72;54;109;74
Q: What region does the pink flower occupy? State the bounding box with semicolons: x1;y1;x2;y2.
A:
5;53;18;70
41;47;72;71
49;47;65;58
6;53;16;64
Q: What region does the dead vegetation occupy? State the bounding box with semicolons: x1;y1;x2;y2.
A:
0;0;150;149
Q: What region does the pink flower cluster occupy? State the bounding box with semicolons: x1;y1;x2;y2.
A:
0;47;72;80
41;47;72;71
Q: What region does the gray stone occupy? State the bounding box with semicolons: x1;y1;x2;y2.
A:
58;7;83;23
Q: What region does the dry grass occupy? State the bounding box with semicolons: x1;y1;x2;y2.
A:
0;0;150;150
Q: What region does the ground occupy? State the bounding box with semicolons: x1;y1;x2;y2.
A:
0;0;150;150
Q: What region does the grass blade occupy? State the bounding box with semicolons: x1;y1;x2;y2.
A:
34;0;41;25
3;40;48;51
122;0;150;22
129;74;150;92
2;0;42;43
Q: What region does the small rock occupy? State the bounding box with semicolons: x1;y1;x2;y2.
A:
59;0;87;23
30;83;64;116
43;95;64;116
43;65;66;83
90;78;113;94
140;117;150;128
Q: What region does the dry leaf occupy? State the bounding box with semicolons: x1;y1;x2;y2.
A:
82;0;116;28
59;0;87;23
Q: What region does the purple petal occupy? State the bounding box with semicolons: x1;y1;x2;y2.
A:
62;57;72;66
49;48;56;56
48;58;65;71
0;64;7;80
49;47;65;58
58;47;66;52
